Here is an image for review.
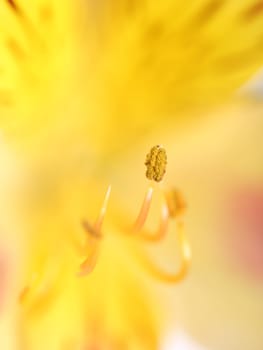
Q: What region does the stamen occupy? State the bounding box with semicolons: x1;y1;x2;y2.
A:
133;186;153;232
138;220;191;283
78;242;100;277
165;188;187;218
94;185;112;232
19;282;63;317
139;201;169;242
78;185;111;277
82;220;102;239
82;185;112;238
132;145;191;282
132;146;170;241
19;264;64;314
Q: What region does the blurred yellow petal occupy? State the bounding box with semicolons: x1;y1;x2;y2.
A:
1;0;263;157
18;172;164;349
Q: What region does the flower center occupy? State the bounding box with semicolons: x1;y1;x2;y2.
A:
19;146;191;311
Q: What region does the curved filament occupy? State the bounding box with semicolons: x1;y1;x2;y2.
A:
139;203;169;242
139;221;191;283
123;182;190;281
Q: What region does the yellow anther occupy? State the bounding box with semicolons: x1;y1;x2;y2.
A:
145;145;167;182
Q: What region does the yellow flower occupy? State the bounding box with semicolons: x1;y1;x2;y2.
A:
0;0;263;349
158;101;263;349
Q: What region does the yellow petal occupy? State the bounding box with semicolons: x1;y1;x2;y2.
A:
1;1;263;157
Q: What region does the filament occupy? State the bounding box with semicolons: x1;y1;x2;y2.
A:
94;185;111;232
139;201;169;242
130;177;191;282
78;242;100;277
82;185;112;238
138;220;191;283
165;189;187;218
133;186;153;232
19;262;65;315
78;185;111;277
82;220;102;239
132;184;170;242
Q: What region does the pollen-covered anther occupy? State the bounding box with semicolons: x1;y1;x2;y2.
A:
145;145;167;182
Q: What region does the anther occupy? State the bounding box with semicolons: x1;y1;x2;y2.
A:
145;145;167;182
